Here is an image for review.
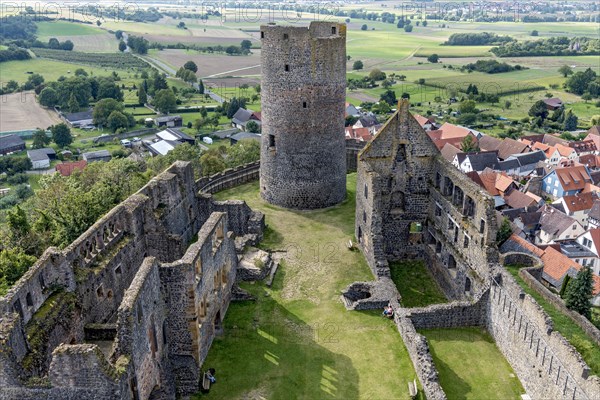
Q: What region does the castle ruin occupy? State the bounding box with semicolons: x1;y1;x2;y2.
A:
0;162;264;399
259;21;347;209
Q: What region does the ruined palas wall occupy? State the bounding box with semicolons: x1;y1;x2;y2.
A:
260;22;347;209
159;212;238;396
0;161;263;399
355;100;439;277
424;157;498;300
487;270;600;399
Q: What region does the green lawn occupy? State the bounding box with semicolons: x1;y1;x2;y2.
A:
420;327;525;399
200;175;423;399
390;260;447;308
505;265;600;376
36;21;104;36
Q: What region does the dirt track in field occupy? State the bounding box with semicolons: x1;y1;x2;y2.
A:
0;91;61;132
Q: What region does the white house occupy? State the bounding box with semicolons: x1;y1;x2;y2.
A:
576;229;600;275
27;148;56;169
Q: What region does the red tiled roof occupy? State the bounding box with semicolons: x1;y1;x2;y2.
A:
55;160;87;177
554;165;592;191
555;143;576;157
508;234;545;257
504;190;537;209
345;126;372;142
569;140;597;154
541;246;600;296
562;192;597;213
579;154;600;169
432;122;473;139
440;143;461;163
414;114;435;127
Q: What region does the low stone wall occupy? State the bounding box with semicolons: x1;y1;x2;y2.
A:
406;294;488;330
519;267;600;347
391;299;447;400
197;162;260;194
487;269;600;399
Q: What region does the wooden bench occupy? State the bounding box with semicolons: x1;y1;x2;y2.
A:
408;379;418;399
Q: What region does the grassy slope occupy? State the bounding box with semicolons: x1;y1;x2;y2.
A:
36;21;104;36
505;265;600;376
420;327;525;399
390;260;447;308
1;58;123;83
199;175;422;399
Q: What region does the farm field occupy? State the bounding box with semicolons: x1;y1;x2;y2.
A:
36;21;104;36
0;58;126;83
420;327;525;399
148;49;261;78
0;91;61;132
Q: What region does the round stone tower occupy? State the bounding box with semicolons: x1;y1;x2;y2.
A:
259;21;347;209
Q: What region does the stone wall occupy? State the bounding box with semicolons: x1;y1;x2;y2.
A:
487;269;600;399
519;267;600;346
196;162;260;194
0;161;263;399
259;22;347;209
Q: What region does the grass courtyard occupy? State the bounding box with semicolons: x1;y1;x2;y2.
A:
199;174;422;399
420;327;525;399
196;175;526;399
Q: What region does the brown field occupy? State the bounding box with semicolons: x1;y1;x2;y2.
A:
0;92;61;132
152;49;261;78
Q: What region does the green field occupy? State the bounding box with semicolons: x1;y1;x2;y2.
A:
420;327;525;399
200;176;423;399
1;58;126;83
36;21;104;36
390;260;447;308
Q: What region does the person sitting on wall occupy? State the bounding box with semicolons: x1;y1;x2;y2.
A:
206;368;216;384
382;305;394;318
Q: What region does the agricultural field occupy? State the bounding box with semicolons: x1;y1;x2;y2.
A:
0;58;127;84
148;49;261;78
0;91;61;132
36;21;104;37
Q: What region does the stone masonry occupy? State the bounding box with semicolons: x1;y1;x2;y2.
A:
355;100;600;399
259;21;347;209
0;161;264;400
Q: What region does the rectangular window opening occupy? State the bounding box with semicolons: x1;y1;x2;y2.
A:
303;101;307;108
269;134;275;148
260;31;264;39
284;64;290;72
332;27;337;34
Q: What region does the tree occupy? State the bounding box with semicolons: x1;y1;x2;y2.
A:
495;218;512;245
380;89;397;106
369;69;386;81
382;79;393;89
198;80;205;94
461;135;479;152
74;68;88;77
38;87;57;107
154;89;177;114
138;86;147;105
422;20;427;27
246;120;260;133
48;37;60;49
240;40;252;51
93;98;124;127
0;249;36;291
528;100;549;120
67;92;79;113
564;110;578;131
565;266;593;319
118;40;126;52
177;21;186;29
361;24;368;31
32;129;51;149
427;54;439;63
200;152;226;176
504;100;512;110
459;100;477;114
531;30;539;36
401;92;410;99
559;274;571;298
51;123;73;148
183;60;198;73
352;60;364;70
404;24;413;32
115;30;123;40
107;111;129;132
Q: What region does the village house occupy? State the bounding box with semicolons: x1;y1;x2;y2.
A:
231;108;261;131
496;138;530;160
0;134;26;155
478;134;502;152
27;148;56;169
576;229;600;274
541;165;592;198
426;122;478;150
569;140;597;156
535;205;585;244
63;109;94;128
452;151;499;173
504;150;547;176
553;192;597;228
156;128;195;145
55;160;87;177
543;97;564;111
82;150;112;163
155;115;183;128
